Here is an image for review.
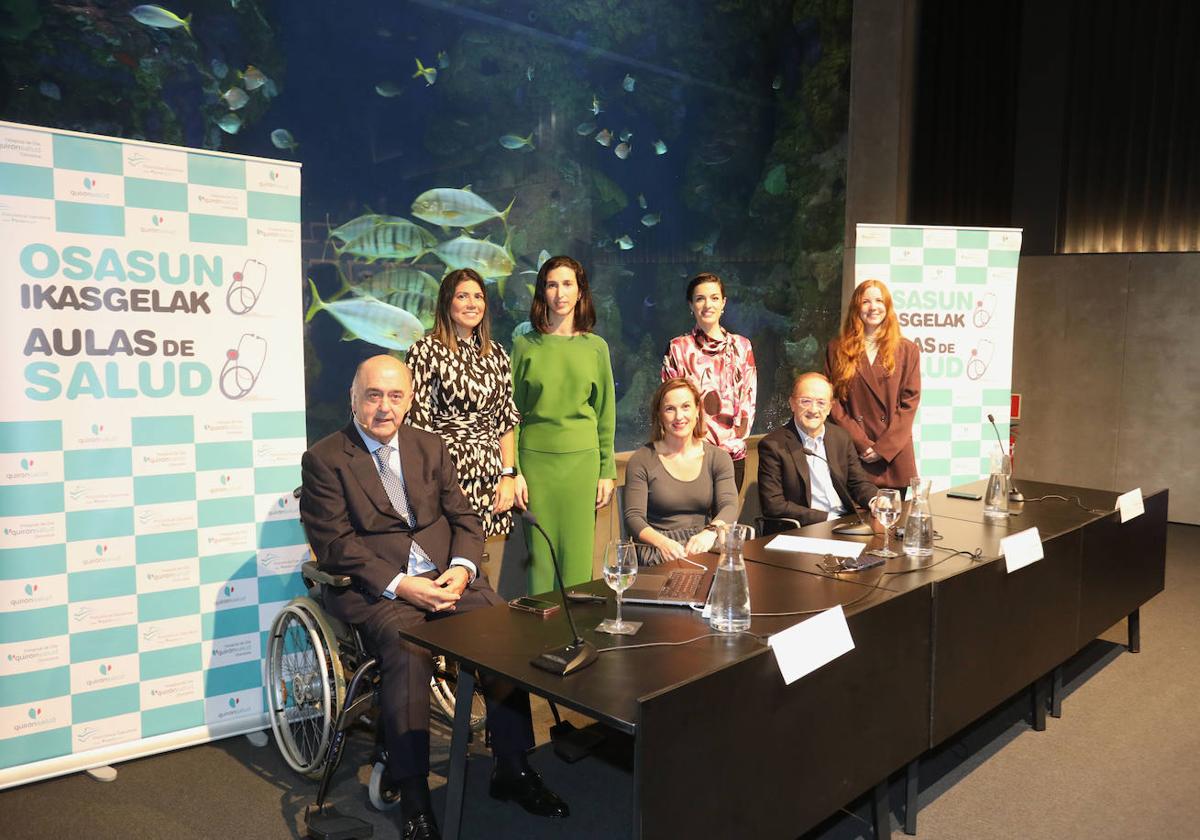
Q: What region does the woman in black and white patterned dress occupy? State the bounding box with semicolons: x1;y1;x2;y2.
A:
406;268;522;537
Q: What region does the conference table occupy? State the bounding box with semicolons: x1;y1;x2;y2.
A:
398;481;1167;839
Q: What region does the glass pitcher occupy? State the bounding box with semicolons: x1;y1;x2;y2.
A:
984;447;1011;522
902;477;935;558
708;524;752;632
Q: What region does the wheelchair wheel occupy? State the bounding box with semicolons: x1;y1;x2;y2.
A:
430;655;487;732
266;598;347;778
368;760;401;812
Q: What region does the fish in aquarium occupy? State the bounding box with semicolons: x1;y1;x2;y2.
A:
216;113;242;134
375;82;402;98
306;280;425;352
512;320;535;341
622;74;636;93
653;139;668;155
595;129;613;147
411;187;514;229
526;66;535;81
437;51;450;69
240;66;267;91
615;235;634;250
590;95;602;116
221;87;249;110
330;213;409;244
130;5;191;35
614;142;630;160
637;193;648;209
772;74;783;91
39;81;61;100
619;130;633;142
432;234;516;279
499;132;534;151
641;213;660;227
345;269;440;329
262;78;278;98
690;229;720;256
412;58;437;86
211;58;228;79
271;129;298;151
335;220;436;262
575;122;596;136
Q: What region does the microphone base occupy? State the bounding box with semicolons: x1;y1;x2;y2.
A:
832;522;875;536
1009;490;1025;502
530;640;598;676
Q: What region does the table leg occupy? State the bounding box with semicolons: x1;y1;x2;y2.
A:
1031;677;1047;731
1050;666;1063;718
903;759;919;835
1127;608;1140;653
873;779;890;839
443;668;476;840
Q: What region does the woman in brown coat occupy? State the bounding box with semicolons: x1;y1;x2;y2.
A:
824;279;921;491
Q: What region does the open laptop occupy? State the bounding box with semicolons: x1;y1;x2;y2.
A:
623;566;715;607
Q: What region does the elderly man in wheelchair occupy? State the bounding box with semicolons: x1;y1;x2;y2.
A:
287;355;568;840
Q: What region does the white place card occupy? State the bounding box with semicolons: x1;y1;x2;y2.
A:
765;535;865;559
1116;488;1144;523
767;605;855;685
1001;527;1043;573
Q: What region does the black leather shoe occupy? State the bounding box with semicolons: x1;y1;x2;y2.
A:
400;811;440;840
489;765;570;818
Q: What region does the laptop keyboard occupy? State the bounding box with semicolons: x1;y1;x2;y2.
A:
661;569;705;600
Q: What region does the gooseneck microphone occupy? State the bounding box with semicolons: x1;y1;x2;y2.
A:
986;414;1025;502
803;447;875;536
520;509;598;676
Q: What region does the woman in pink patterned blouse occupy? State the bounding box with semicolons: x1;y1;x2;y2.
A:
661;273;757;489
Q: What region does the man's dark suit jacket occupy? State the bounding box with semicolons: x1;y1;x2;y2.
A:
757;420;879;526
299;421;484;623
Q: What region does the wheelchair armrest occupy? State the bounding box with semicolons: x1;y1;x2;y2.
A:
755;515;803;536
302;560;352;589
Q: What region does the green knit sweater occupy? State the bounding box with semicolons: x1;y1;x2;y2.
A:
511;332;617;479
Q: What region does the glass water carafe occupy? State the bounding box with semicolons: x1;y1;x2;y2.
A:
984;448;1011;522
708;524;751;632
902;477;935;557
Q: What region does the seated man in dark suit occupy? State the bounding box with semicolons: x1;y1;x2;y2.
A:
300;355;567;840
758;372;879;529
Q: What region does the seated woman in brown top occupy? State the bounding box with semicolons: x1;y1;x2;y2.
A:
623;378;739;565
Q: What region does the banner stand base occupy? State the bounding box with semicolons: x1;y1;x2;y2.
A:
245;731;269;748
86;766;118;783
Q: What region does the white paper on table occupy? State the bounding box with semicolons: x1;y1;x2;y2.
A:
1116;488;1144;523
765;534;865;559
1001;526;1043;573
767;605;855;685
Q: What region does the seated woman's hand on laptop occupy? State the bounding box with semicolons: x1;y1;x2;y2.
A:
684;528;718;556
655;536;689;563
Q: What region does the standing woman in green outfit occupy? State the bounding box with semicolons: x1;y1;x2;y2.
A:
511;255;616;592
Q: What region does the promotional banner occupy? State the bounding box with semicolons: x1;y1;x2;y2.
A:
0;121;306;787
854;224;1022;490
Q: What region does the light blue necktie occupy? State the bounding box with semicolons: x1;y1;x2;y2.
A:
375;444;435;575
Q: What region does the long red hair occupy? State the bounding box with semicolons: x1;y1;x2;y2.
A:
829;279;901;399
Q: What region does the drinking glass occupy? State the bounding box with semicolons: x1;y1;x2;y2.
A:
868;488;902;558
596;540;641;635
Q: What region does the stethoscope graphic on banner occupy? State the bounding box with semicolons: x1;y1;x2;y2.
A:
227;259;267;315
220;333;268;399
972;292;997;328
967;338;994;381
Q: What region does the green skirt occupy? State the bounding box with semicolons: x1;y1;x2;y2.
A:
520;448;599;594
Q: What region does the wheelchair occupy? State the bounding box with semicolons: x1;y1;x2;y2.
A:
265;505;486;838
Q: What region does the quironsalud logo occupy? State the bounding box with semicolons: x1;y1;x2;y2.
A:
24;583;38;595
91;424;103;434
223;584;236;596
96;543;108;556
228;696;240;708
20;457;33;469
83;177;96;190
99;663;112;675
28;707;41;719
152;214;164;226
269;170;279;182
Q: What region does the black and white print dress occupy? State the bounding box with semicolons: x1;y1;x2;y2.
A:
406;333;521;537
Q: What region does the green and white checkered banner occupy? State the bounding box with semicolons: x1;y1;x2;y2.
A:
0;121;306;787
855;223;1022;491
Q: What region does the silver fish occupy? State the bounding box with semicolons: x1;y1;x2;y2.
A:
221;87;249;110
437;51;450;69
641;213;660;227
499;133;534;151
413;58;437;86
334;220;436;262
526;66;535;81
129;5;191;34
432;234;515;278
411;187;514;228
375;82;403;98
305;279;425;351
616;235;634;250
270;128;298;150
590;95;602;116
637;193;647;209
575;122;596;136
216;112;242;134
614;142;630;160
39;81;61;100
210;58;228;79
619;130;632;142
595;129;613;148
653;139;667;155
240;65;267;91
622;74;635;92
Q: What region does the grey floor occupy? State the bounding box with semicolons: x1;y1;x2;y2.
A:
2;525;1197;840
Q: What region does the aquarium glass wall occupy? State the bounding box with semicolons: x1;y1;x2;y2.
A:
2;0;852;449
